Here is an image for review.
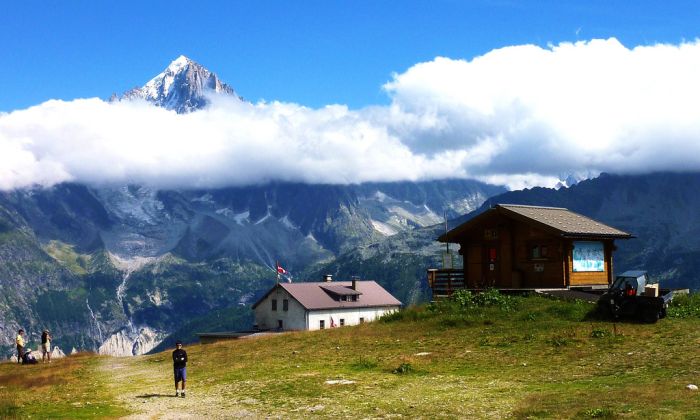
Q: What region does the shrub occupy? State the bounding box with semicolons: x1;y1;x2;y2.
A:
350;357;378;371
450;288;516;311
667;293;700;318
549;335;570;347
582;407;613;418
590;328;609;339
392;362;413;375
451;290;474;307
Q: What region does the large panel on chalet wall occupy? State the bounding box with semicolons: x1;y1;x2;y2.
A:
568;243;611;286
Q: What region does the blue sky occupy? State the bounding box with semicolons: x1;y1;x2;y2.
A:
3;1;700;190
2;0;699;112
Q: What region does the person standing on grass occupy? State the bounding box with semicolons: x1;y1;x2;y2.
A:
172;341;188;397
16;329;25;364
41;330;52;363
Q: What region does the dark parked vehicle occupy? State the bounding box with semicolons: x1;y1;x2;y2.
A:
598;270;673;323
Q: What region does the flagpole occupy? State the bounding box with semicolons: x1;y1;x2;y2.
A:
276;260;280;285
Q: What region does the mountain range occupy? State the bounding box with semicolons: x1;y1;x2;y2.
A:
0;56;507;357
3;56;699;358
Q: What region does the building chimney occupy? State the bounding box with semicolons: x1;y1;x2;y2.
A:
324;274;333;282
351;276;359;290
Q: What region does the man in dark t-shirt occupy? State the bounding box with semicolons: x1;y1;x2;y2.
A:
172;341;188;397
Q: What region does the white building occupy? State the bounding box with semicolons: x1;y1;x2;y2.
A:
252;276;402;331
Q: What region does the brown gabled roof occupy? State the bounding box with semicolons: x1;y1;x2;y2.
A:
439;204;633;242
252;281;402;311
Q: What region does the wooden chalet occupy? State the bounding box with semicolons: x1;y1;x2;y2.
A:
428;204;633;297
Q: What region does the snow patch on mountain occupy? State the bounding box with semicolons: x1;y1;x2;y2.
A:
445;193;489;215
280;215;297;230
192;193;215;204
97;186;165;226
255;208;272;225
233;211;251;225
371;219;399;236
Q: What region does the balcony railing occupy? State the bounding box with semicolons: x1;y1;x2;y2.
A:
427;268;465;298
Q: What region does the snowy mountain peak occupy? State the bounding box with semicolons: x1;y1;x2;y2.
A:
120;55;241;113
168;55;191;72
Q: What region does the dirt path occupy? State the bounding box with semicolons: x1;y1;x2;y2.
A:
99;357;256;419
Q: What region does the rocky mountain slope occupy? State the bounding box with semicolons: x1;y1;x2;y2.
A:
318;172;700;300
0;179;500;357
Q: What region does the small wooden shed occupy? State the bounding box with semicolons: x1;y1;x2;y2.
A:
429;204;633;295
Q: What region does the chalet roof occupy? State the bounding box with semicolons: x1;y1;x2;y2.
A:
252;281;402;311
439;204;633;242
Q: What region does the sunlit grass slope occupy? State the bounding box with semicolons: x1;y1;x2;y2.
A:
0;354;125;418
2;292;700;418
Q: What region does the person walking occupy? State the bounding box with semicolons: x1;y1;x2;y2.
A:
15;329;25;364
172;341;187;397
41;330;52;363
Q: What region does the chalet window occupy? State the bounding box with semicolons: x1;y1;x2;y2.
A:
271;299;277;311
319;320;325;329
340;319;345;326
283;299;289;311
530;244;549;260
359;317;365;324
341;296;347;301
484;228;499;240
351;295;358;302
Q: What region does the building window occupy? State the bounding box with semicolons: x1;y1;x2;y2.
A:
278;320;283;329
351;295;358;302
340;319;345;326
530;244;549;260
359;317;365;324
271;299;277;311
341;296;347;301
484;228;499;240
283;299;289;311
319;320;325;329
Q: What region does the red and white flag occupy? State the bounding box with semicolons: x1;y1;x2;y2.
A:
276;261;287;275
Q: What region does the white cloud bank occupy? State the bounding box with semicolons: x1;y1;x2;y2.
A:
3;38;700;191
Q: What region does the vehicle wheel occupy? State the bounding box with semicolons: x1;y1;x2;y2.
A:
643;309;660;323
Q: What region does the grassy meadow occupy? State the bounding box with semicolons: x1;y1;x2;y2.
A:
2;291;700;418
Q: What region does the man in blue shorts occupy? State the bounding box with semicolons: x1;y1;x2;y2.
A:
172;341;188;397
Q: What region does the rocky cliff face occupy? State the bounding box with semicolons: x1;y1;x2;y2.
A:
98;326;162;357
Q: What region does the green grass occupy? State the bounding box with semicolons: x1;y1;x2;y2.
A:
43;240;91;275
2;293;700;418
0;354;127;418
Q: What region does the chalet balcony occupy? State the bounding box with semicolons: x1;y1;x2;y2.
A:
427;268;465;298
